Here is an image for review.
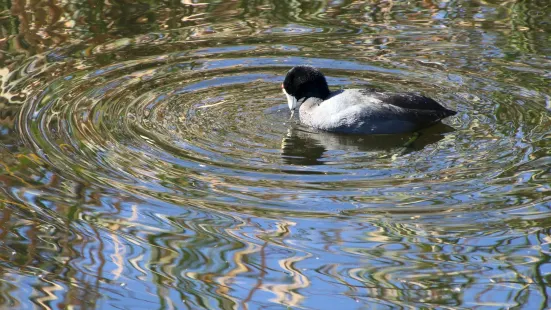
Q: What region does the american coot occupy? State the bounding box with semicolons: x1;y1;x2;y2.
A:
282;66;456;134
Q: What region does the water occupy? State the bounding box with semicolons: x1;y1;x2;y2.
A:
1;0;550;308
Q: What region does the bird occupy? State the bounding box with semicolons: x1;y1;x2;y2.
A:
282;66;456;134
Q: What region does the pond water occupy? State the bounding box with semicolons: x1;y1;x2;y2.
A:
1;0;551;309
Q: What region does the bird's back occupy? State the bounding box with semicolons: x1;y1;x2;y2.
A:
299;89;456;134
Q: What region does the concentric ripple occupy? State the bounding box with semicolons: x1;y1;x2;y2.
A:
11;36;550;217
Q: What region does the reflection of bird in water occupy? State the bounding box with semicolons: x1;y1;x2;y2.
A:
281;123;455;165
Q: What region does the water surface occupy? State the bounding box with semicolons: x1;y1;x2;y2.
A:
1;0;551;309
